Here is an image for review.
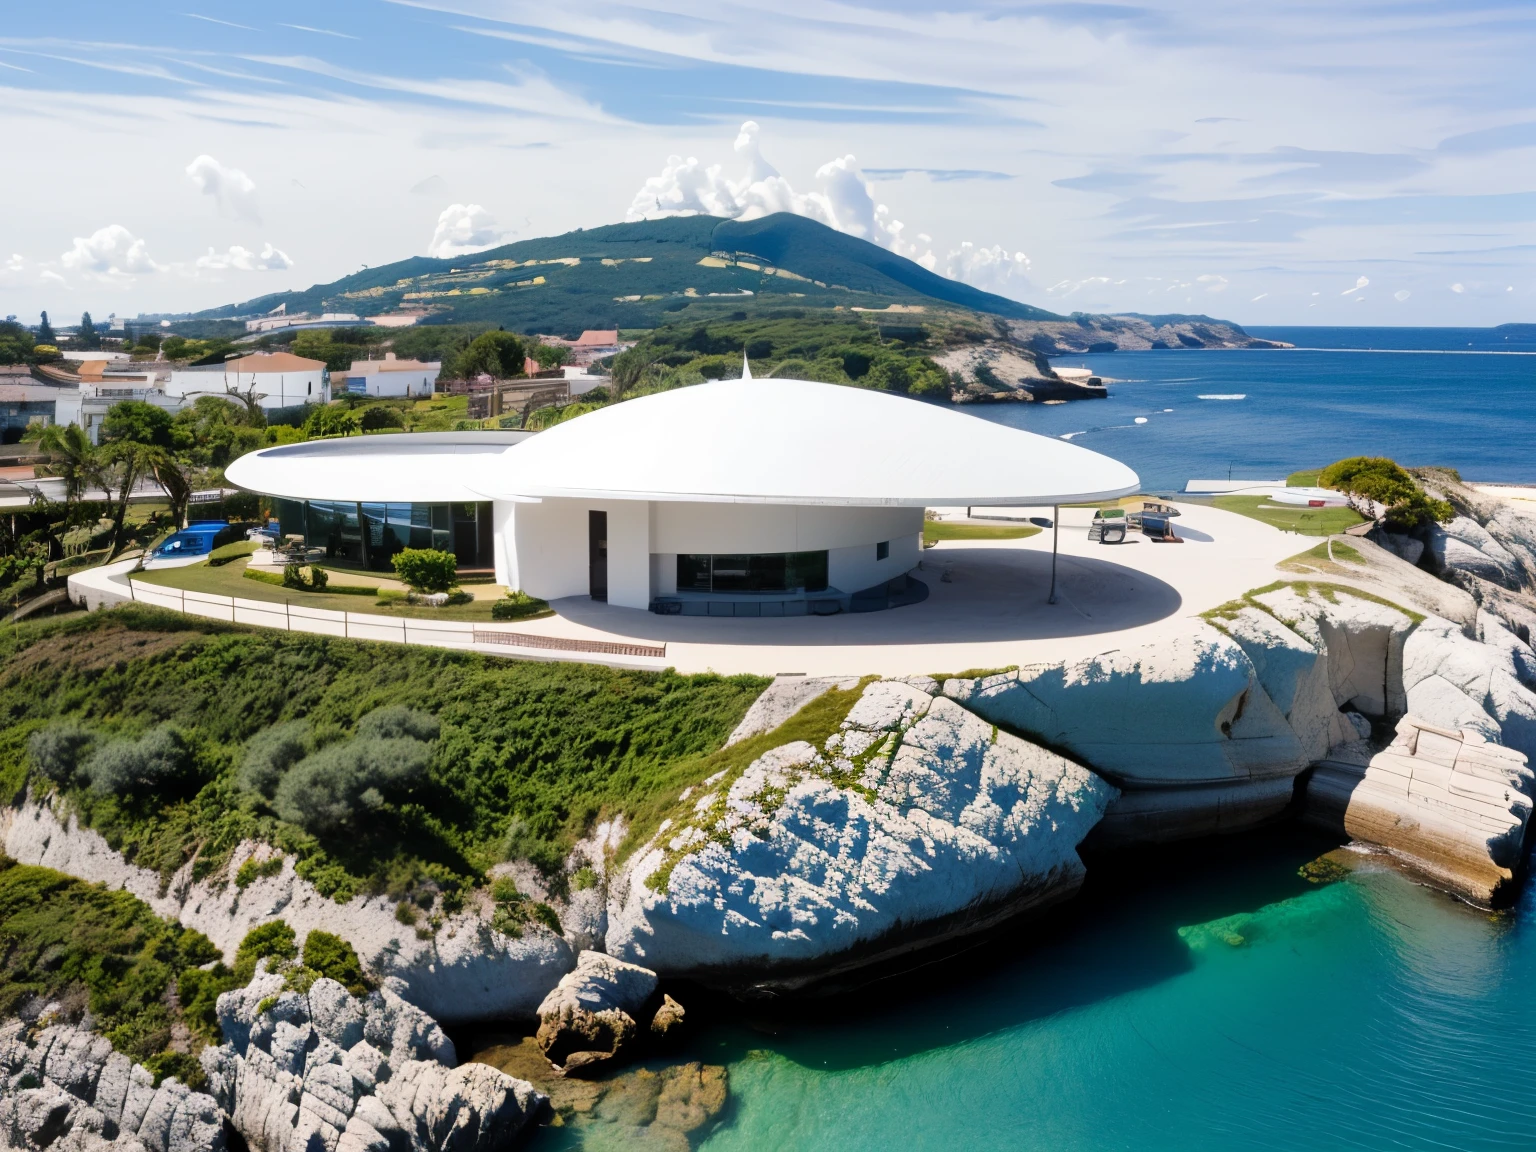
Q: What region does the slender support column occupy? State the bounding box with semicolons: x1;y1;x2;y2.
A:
1048;504;1059;604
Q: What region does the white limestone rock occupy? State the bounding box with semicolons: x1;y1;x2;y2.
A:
1308;715;1535;904
947;625;1307;787
0;1023;224;1152
204;974;546;1152
606;680;1114;981
725;675;861;746
1427;516;1523;587
1403;614;1536;762
0;809;573;1027
534;951;659;1072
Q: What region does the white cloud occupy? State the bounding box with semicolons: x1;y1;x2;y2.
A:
1451;282;1466;293
627;121;1054;292
427;203;506;259
185;155;260;222
1197;274;1229;293
1251;292;1268;301
1342;275;1369;295
1047;276;1113;296
61;225;163;279
3;254;23;275
1394;289;1411;301
195;242;293;272
943;243;1031;296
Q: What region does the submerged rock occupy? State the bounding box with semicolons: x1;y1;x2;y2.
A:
607;680;1114;986
535;952;660;1075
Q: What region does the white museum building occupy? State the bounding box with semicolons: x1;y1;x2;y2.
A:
225;376;1139;615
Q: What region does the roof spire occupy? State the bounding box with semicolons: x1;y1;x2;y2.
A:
742;348;752;380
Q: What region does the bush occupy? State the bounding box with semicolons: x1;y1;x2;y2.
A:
1319;456;1454;531
208;540;257;567
268;706;439;835
233;920;297;984
302;930;368;994
82;726;188;798
281;564;328;592
238;721;311;800
28;722;94;786
392;548;457;593
491;590;551;621
359;406;404;432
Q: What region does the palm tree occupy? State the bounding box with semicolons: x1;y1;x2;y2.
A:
37;423;101;504
608;347;660;402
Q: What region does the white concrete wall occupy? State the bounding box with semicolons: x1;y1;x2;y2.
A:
504;496;652;610
829;531;922;594
168;369;326;409
650;502;921;555
366;371;438;399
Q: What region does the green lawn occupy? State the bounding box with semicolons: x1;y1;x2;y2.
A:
1286;469;1323;487
924;521;1043;545
1213;495;1366;536
136;557;513;622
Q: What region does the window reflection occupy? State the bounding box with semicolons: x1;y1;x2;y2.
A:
675;551;828;593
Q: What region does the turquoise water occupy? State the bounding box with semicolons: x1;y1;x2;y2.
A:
678;832;1536;1151
968;330;1536;493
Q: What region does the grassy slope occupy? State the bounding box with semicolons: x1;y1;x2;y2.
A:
0;609;767;901
1212;495;1366;536
0;857;229;1086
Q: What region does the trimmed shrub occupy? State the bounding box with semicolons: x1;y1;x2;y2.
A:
491;590;550;621
392;548;457;593
359;406;404;432
28;722;94;786
282;564;328;592
356;706;440;743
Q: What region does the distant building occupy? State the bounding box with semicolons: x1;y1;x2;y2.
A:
244;312;362;334
57;363;178;444
337;353;441;399
543;329;631;367
167;352;328;410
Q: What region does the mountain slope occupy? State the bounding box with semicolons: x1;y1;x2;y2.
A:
187;214;1061;335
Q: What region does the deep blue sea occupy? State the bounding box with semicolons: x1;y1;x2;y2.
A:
969;326;1536;493
557;329;1536;1152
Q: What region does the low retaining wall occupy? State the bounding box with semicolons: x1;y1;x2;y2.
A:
67;559;666;665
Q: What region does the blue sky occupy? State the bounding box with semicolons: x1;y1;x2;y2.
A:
3;0;1535;324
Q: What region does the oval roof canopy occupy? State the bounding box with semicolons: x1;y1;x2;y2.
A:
226;431;533;504
472;378;1139;507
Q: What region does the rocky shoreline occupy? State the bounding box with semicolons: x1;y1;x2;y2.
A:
8;476;1536;1148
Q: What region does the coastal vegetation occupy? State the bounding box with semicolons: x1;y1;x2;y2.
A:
0;608;766;907
1317;456;1454;531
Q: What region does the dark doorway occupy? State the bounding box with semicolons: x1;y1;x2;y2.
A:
588;510;608;601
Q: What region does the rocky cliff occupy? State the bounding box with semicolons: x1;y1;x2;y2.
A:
0;804;573;1026
606;679;1115;989
1005;313;1290;355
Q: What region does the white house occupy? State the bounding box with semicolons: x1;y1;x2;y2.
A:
225;375;1139;614
338;353;441;399
167;352;328;410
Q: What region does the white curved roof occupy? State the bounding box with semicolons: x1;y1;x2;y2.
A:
228;380;1140;507
225;431;533;503
472;378;1138;506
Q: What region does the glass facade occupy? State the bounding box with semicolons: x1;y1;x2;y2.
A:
273;499;492;570
677;550;829;594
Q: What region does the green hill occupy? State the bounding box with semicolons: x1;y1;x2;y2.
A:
183;214;1060;337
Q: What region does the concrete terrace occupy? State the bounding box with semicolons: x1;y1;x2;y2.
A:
476;502;1306;675
71;503;1322;675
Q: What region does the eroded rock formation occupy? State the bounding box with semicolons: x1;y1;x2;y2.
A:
534;951;665;1075
0;1022;225;1152
607;679;1116;985
200;972;546;1152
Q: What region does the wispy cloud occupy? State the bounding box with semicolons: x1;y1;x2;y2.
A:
184;13;257;32
278;24;359;40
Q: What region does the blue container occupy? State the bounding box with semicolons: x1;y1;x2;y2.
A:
152;520;229;559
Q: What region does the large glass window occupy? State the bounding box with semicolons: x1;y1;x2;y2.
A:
286;500;485;570
676;550;828;594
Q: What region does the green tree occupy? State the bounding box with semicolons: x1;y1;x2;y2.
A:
1318;456;1454;531
453;331;524;380
304;405;360;438
0;321;35;366
37;423;101;505
99;401;179;551
78;312;100;350
608;346;660;400
527;342;571;370
36;311;55;345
